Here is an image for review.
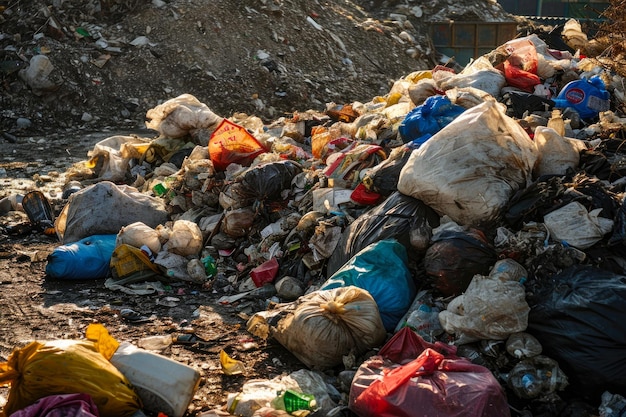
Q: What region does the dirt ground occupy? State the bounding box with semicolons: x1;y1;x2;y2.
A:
0;0;522;416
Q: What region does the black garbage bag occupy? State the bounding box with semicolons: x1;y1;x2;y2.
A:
527;265;626;400
505;173;621;230
505;175;568;229
327;191;440;276
609;199;626;247
361;145;412;197
578;149;613;181
501;91;555;119
586;245;626;275
423;228;497;297
240;160;302;202
567;173;622;220
594;138;626;183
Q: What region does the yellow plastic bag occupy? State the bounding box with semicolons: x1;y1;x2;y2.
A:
0;328;141;417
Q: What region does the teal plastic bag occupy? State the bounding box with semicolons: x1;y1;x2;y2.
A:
46;234;117;280
322;239;416;331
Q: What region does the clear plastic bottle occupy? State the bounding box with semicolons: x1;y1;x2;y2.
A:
547;109;565;136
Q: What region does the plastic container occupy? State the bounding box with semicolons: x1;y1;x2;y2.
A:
110;342;201;417
553;75;610;119
21;190;55;230
62;181;83;199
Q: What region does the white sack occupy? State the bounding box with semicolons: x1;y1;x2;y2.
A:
247;286;387;370
55;181;168;244
397;98;537;227
164;219;203;256
116;221;162;253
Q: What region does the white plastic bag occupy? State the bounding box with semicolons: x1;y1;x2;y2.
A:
436;56;506;99
439;258;530;344
145;93;224;139
543;201;614;249
87;135;152;182
398;99;537;227
533;126;586;178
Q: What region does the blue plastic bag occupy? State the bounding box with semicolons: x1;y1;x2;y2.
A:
322;239;416;331
46;234;117;280
398;95;466;145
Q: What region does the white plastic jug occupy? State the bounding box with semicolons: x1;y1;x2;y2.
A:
111;342;201;417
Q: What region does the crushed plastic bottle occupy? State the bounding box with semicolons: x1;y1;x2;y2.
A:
202;255;218;278
506;332;543;359
271;390;317;414
599;391;626;417
138;334;174;351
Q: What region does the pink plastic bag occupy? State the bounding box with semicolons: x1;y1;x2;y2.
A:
9;393;100;417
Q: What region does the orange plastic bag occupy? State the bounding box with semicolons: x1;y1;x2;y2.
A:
0;326;141;417
208;119;268;170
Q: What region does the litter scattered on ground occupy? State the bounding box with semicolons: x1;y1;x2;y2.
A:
2;12;626;417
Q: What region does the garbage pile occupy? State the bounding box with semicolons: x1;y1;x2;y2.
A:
2;17;626;417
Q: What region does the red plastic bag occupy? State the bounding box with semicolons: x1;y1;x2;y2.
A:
378;327;456;364
349;183;381;206
250;257;279;287
502;60;541;92
349;328;510;417
208;119;268;170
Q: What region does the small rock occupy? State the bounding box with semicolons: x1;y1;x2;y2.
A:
337;370;357;393
275;276;304;300
15;117;32;129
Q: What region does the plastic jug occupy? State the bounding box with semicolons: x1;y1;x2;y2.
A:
110;342;201;417
553;75;610;119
